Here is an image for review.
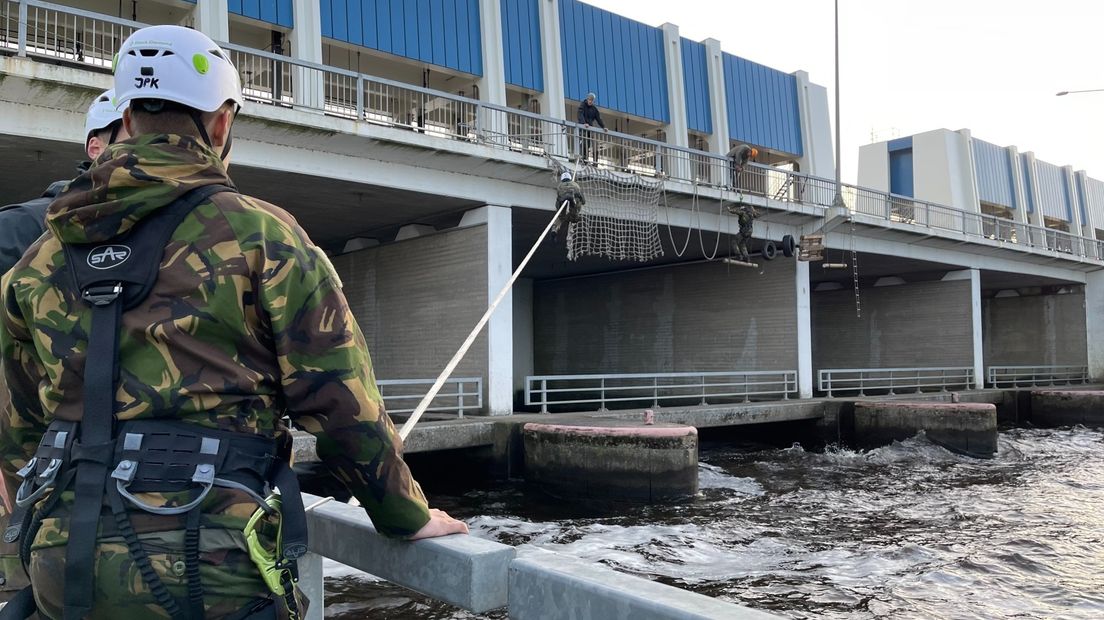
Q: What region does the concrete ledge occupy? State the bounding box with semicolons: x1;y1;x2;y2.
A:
1030;390;1104;427
854;401;997;458
523;419;698;502
303;493;513;613
508;546;780;620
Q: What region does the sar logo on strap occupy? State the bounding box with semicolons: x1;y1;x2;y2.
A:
87;245;132;270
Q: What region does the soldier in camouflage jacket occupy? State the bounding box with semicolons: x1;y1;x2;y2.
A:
0;25;467;619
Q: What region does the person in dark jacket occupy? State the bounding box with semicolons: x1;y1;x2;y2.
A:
0;89;129;276
576;92;608;164
0;88;129;605
727;143;758;190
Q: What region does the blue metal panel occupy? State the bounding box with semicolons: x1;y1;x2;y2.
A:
322;0;483;75
680;39;711;134
971;139;1016;209
259;0;277;24
557;0;668;122
889;148;914;198
332;0;350;43
229;0;292;27
722;52;802;156
1034;160;1071;222
276;0;293;27
469;0;482;76
501;0;543;91
346;0;363;46
454;0;472;74
320;0;332;36
887;137;912;152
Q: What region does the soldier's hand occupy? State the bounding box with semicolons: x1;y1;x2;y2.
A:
409;508;469;539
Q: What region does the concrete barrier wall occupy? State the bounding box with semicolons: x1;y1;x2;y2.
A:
333;226;489;391
812;280;972;368
533;259;798;373
983;292;1087;365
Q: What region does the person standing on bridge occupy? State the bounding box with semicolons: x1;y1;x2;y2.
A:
727;143;758;190
0;88;130;606
577;92;608;165
0;89;130;276
0;25;466;620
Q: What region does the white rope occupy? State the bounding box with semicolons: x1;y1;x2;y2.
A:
663;183;694;258
398;199;570;440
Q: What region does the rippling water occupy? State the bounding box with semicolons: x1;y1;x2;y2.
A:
323;427;1104;619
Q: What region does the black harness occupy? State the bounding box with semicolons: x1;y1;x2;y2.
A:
1;185;307;619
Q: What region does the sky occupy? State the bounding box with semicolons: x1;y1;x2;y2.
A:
582;0;1104;184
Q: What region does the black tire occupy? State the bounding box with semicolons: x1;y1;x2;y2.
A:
762;240;778;261
781;234;796;258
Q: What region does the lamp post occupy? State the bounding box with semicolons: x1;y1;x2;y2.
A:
831;0;846;209
1056;88;1104;96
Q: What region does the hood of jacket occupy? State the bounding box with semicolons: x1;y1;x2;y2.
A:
47;134;234;244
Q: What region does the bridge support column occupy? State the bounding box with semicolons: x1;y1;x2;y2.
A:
970;268;984;389
462;205;514;415
795;260;813;398
703;38;729;186
1087;271;1104;381
193;0;229;42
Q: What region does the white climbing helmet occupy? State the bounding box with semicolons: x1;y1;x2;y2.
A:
83;89;122;143
113;25;243;113
560;171;573;182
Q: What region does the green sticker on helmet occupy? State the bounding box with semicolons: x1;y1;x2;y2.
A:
111;53;119;73
193;53;210;75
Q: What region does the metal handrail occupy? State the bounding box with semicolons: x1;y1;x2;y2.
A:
986;365;1089;388
5;0;1104;263
525;370;797;413
818;367;975;398
377;377;482;418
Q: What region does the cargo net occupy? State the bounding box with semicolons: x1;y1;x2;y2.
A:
566;167;664;262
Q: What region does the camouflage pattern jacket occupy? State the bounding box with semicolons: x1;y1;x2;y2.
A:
0;134;431;539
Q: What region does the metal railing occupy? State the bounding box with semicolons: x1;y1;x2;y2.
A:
986;365;1089;388
5;0;1104;265
818;367;975;397
525;370;797;413
377;377;482;418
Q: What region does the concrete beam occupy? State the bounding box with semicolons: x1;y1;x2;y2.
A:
970;268;984;389
509;546;780;620
1087;271;1104;380
660;24;689;150
796;260;813;398
793;71;834;178
304;493;514;613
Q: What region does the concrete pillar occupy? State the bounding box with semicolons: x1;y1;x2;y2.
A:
291;0;325;110
1086;271;1104;381
793;70;834;178
194;0;229;42
461;205;514;415
969;268;984;388
478;0;508;106
537;0;566;121
659;24;689;152
795;260;813;398
703;38;729;185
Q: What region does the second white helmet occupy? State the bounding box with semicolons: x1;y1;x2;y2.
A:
113;25;242;114
83;89;122;143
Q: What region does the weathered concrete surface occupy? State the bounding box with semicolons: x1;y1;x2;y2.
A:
509;546;781;620
523;418;698;502
854;401;998;458
1031;390;1104;427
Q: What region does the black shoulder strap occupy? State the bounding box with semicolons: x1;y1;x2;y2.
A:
60;183;235;620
